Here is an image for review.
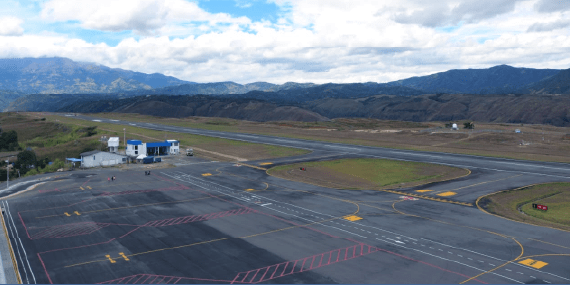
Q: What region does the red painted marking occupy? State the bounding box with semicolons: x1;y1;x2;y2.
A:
317;253;323;268
18;212;31;239
37;253;53;284
300;257;307;272
280;262;289;276
257;266;271;283
327;250;332;265
131;275;146;284
290;260;298;274
249;268;261;283
309;255;316;269
344;246;348;260
336;249;341;262
269;264;280;280
240;271;250;283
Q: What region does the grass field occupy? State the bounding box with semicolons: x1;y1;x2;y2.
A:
85;112;570;163
481;182;570;231
267;158;468;190
38;113;310;161
0;113;102;162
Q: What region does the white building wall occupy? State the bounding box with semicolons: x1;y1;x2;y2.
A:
126;144;147;157
167;140;180;154
82;152;127;168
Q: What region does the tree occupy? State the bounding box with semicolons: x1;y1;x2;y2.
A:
15;150;37;175
463;122;475;129
0;130;18;151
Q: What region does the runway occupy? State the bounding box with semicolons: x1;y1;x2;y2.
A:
1;114;570;283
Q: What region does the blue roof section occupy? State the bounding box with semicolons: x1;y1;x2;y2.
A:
127;140;142;145
66;158;82;162
147;142;170;147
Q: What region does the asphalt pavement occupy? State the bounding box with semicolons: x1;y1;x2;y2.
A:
0;114;569;284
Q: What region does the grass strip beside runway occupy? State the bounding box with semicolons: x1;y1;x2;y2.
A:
480;182;570;231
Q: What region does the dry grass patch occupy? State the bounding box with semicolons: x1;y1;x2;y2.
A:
82;112;570;163
480;182;570;231
267;158;468;190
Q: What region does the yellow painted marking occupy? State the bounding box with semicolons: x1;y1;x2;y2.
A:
245;189;255;192
518;259;548;269
64;212;71;217
79;187;84;190
105;255;116;263
259;162;273;166
119;252;130;261
87;186;92;190
201;173;212;177
437;191;457;197
73;211;81;216
415;190;433;193
343;215;363;221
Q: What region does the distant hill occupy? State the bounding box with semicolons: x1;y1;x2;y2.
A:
0;57;192;94
385;65;560;94
522;68;570;94
57;95;329;122
305;93;570;126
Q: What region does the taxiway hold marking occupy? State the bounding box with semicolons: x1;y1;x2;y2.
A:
343;215;363;221
119;252;130;261
201;173;212;177
79;187;84;190
518;259;548;269
64;212;71;217
437;191;457;197
105;255;116;264
73;211;81;216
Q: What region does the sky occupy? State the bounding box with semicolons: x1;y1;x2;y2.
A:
0;0;569;84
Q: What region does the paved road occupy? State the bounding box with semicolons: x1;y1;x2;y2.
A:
1;113;568;284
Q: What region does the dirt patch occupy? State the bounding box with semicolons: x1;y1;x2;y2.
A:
268;158;468;190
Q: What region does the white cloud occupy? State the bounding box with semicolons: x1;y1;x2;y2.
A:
1;0;569;85
40;0;250;34
0;16;24;36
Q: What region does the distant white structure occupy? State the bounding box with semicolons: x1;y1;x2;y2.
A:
515;129;521;133
107;137;120;153
451;123;459;130
166;140;180;154
80;150;126;168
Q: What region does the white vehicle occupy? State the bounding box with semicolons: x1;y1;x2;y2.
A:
186;148;194;156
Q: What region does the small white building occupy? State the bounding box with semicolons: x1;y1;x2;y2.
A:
166;140;180;154
126;140;146;157
107;137;120;153
80;150;127;168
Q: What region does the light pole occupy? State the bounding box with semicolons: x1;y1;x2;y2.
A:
123;128;126;151
5;160;9;190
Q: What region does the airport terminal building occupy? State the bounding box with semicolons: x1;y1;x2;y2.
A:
126;139;180;157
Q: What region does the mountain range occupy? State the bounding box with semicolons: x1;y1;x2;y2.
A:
2;57;570;125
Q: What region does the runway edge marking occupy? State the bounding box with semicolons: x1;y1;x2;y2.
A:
0;206;21;284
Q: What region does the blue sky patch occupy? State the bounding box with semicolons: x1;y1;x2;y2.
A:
198;0;281;23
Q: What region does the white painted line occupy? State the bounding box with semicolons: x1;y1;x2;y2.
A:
92;120;102;122
530;276;536;279
385;238;405;244
505;269;511;272
544;280;551;284
468;258;473;260
517;272;523;275
260;203;272;206
490;264;496;266
458;255;463;257
374;238;523;284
